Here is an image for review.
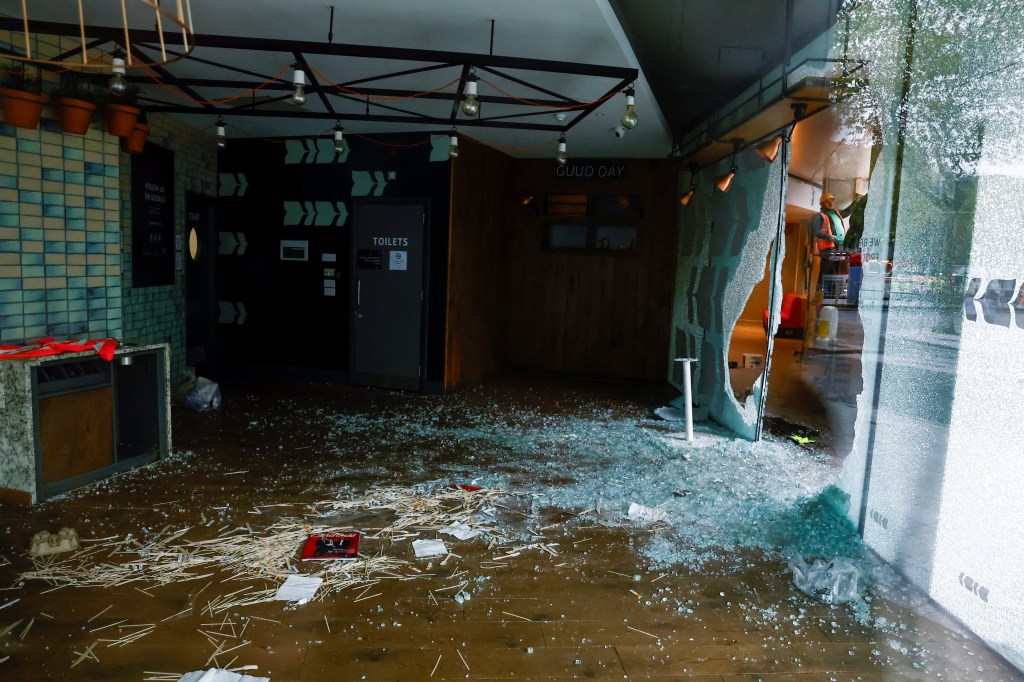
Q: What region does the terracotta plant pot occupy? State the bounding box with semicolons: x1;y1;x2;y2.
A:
104;102;140;137
1;88;47;130
53;96;97;135
120;122;150;154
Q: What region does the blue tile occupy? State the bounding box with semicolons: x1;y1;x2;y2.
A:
0;290;23;303
105;276;119;288
86;175;104;187
1;314;24;327
104;232;119;243
64;147;84;161
22;228;43;241
23;289;44;302
22;265;44;277
67;276;86;289
48;301;69;314
24;301;45;314
64;171;85;184
45;265;67;277
44;288;67;300
68;288;86;300
87;265;104;277
0;174;15;189
67;207;85;219
66;218;86;230
43;205;66;218
0;214;20;227
105;221;119;232
44;192;65;205
46;323;70;336
104;188;118;199
0;240;19;253
23;313;46;326
42;168;63;182
85;162;104;174
69;310;87;323
22;253;43;265
86;243;103;254
0;303;22;316
86;231;104;243
0;122;15;137
88;308;106;321
19;190;42;204
88;299;106;311
68;299;87;312
0;200;18;214
104;165;119;178
0;279;20;290
85;197;104;209
24;325;47;338
67;241;86;254
17;139;41;154
44;241;66;253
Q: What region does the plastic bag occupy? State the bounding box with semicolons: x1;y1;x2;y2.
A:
790;556;861;605
184;376;222;411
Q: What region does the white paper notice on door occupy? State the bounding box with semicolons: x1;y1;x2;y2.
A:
389;250;408;271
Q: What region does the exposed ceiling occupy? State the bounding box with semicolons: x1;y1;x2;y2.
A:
1;0;842;160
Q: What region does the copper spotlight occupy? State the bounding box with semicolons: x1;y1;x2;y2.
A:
520;195;535;206
755;135;783;163
679;190;695;206
714;169;736;193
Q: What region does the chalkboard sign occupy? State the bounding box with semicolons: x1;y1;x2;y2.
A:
131;144;175;287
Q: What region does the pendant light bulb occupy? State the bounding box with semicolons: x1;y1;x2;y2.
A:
755;135;783;163
448;133;460;159
620;87;638;129
109;53;128;96
555;135;567;166
461;72;480;117
679;189;695;206
291;68;307;106
216;118;227;150
333;125;346;155
715;166;736;193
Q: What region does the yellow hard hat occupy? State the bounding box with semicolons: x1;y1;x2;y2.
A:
820;193;835;203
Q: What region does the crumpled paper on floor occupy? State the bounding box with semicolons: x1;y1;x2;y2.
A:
178;668;269;682
439;522;481;541
627;502;669;524
274;574;322;603
412;538;448;557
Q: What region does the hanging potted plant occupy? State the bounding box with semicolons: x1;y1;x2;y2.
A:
51;71;98;135
1;62;47;130
120;110;150;154
104;84;140;137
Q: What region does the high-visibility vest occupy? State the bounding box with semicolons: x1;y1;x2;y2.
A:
0;337;119;361
816;211;844;252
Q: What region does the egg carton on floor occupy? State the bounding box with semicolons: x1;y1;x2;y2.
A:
30;527;80;557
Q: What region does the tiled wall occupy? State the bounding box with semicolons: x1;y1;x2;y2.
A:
0;120;123;343
120;113;217;381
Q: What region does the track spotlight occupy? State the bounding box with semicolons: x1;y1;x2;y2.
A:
333;123;346;155
216;117;227;150
555;135;567;166
448;131;459;159
620;86;638;129
680;163;698;206
291;66;307;105
461;68;479;117
109;49;128;95
755;135;783;163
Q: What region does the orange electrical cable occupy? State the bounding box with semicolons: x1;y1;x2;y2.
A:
478;77;620;110
141;62;291;105
307;64;460;102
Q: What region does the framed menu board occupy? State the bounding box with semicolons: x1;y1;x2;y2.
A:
131;144;175;287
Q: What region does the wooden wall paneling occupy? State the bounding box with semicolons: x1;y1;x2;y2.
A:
502;159;677;382
445;139;511;389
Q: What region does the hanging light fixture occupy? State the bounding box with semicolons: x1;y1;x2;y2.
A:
448;131;460;159
755;135;783;163
679;163;698;206
216;117;227;150
555;135;567;166
333;123;347;155
461;68;480;117
291;65;307;105
108;49;128;95
715;141;742;192
620;86;638;129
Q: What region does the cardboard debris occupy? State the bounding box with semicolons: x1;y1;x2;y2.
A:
178;669;269;682
626;502;669;525
412;538;448;558
30;527;79;557
273;575;322;603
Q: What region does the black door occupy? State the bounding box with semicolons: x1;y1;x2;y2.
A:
185;193;217;371
350;201;427;391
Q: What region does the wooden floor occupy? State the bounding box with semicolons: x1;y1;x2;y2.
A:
0;374;1020;681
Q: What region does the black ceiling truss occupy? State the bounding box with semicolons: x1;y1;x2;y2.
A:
0;17;637;135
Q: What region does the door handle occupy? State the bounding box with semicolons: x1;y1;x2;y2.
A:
356;279;361;306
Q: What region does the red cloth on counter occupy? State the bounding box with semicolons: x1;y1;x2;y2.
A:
0;337;119;361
